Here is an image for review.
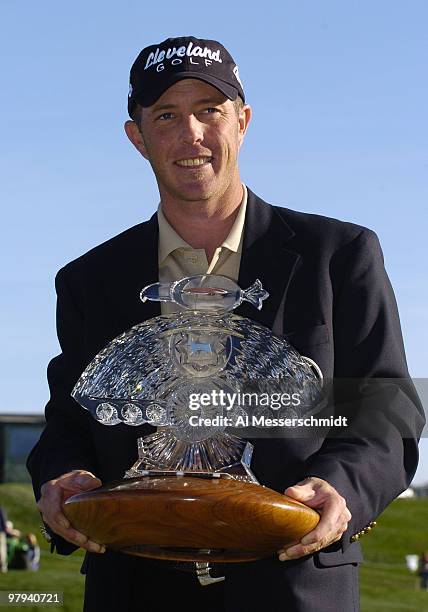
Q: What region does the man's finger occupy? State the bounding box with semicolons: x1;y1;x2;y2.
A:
41;520;106;554
41;501;105;552
58;529;106;554
37;471;105;554
300;496;349;544
279;532;342;560
66;473;102;489
57;472;102;493
284;483;318;502
39;471;102;529
38;485;70;529
279;477;351;560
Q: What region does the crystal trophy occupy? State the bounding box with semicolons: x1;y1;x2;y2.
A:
63;275;323;584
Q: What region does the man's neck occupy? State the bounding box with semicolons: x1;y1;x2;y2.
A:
160;181;244;263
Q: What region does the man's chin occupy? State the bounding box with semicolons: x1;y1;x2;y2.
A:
167;183;218;203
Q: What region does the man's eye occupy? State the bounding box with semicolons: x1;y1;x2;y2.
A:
157;112;174;120
202;107;219;114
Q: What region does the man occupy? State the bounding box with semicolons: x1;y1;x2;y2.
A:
27;36;424;611
0;508;8;573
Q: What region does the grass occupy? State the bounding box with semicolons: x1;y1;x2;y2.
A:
1;484;428;611
0;484;84;612
359;497;428;611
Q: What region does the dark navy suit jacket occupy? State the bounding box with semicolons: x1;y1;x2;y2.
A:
27;187;424;573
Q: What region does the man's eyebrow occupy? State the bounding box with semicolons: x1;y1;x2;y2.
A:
149;97;226;114
194;97;226;106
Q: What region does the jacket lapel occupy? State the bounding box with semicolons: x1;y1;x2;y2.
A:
114;213;161;332
236;188;301;336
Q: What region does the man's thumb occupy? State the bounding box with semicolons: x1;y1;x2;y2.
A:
73;474;101;490
284;483;315;502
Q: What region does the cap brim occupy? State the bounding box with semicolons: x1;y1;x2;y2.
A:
132;71;242;110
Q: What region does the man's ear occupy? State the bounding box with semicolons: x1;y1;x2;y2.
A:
124;120;149;159
238;104;252;148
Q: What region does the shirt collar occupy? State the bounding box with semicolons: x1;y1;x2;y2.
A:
157;184;248;264
157;207;191;264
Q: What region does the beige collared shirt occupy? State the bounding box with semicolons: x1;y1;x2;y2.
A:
158;184;247;314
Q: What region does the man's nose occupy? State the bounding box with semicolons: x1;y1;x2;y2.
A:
180;114;204;144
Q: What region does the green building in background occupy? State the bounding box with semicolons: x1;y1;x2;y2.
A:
0;414;44;483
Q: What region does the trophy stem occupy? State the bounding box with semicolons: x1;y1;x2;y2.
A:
125;430;258;483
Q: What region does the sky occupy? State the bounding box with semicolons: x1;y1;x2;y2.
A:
0;2;427;481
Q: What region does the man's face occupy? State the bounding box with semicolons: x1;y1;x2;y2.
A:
126;79;251;203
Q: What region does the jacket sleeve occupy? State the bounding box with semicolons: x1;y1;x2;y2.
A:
304;229;425;550
27;267;98;555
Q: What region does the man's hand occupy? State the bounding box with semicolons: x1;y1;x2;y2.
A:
277;476;351;561
37;470;106;554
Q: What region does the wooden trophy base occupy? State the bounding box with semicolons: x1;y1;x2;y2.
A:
63;473;319;562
